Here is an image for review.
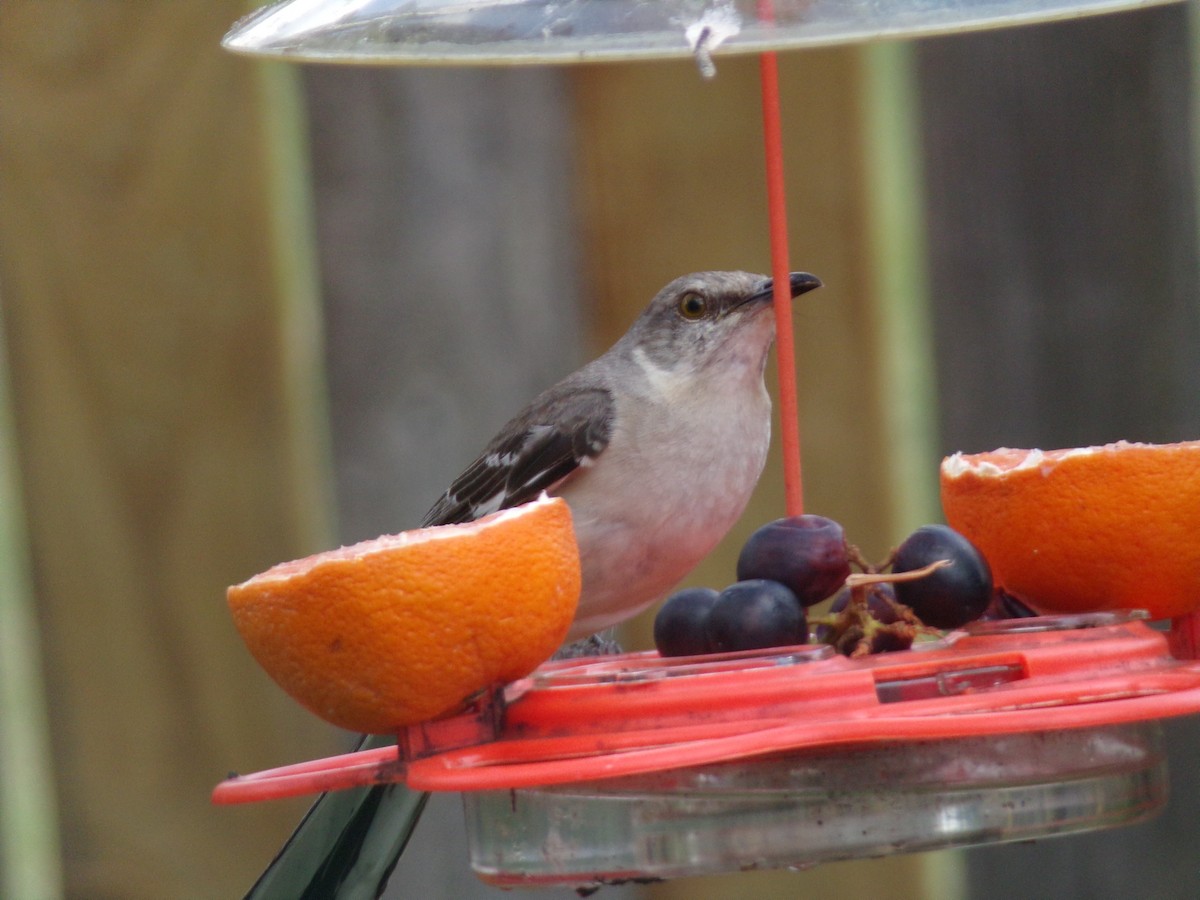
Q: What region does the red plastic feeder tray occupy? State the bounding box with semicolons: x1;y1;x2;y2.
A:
216;611;1200;887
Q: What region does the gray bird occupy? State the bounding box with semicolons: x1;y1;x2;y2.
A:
425;269;823;638
244;269;823;899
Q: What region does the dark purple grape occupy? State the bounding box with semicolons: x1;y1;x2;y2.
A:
736;515;851;607
706;580;806;653
654;587;720;657
982;589;1040;620
892;525;992;629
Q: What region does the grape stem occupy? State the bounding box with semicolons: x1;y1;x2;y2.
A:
809;559;953;656
844;558;951;588
847;543;875;573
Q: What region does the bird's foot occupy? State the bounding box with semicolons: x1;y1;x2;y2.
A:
553;632;624;659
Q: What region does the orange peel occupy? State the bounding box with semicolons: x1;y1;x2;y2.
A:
940;441;1200;619
227;496;580;732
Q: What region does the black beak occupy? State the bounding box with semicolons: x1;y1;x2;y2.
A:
748;271;823;303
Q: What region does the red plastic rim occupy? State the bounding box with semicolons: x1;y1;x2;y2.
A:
213;615;1200;803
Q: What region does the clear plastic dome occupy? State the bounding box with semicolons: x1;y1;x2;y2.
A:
224;0;1182;66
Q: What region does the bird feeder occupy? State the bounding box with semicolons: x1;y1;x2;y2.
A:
217;0;1200;891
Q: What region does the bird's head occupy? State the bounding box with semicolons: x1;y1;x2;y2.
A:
621;270;823;377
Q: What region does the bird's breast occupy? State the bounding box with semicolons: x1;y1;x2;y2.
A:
559;381;771;638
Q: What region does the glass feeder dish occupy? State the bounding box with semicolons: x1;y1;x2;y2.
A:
464;723;1165;888
224;0;1183;66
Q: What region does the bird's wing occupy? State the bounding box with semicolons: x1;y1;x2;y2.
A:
422;384;614;527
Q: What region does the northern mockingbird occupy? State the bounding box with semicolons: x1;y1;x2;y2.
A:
424;269;823;639
244;268;823;899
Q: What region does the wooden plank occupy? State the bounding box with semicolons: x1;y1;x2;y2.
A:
571;47;953;900
861;44;943;537
917;7;1200;899
0;3;341;896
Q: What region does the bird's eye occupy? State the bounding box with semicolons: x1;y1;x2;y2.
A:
678;293;708;320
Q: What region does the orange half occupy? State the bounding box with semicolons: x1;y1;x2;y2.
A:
940;441;1200;620
227;496;580;732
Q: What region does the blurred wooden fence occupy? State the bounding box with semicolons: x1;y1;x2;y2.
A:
0;4;342;897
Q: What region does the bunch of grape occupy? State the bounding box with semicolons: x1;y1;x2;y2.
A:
653;515;999;659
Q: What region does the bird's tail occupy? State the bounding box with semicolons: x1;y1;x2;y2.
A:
244;734;428;900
